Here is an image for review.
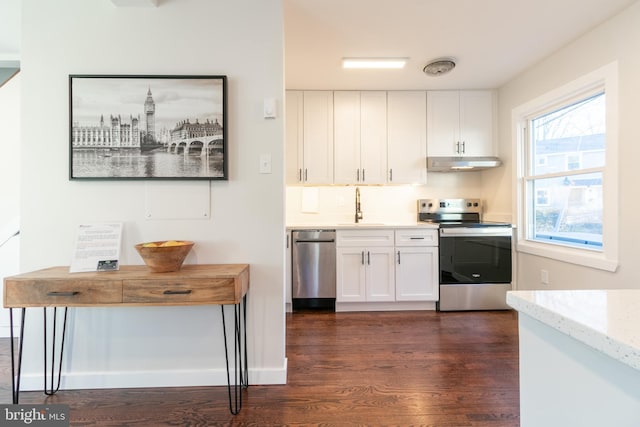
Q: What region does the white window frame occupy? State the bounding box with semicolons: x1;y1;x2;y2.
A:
512;62;619;272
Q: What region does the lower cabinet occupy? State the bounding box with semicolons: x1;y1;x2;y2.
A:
336;246;395;302
395;246;438;301
336;228;438;305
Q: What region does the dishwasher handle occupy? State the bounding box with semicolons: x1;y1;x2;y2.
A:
294;239;336;243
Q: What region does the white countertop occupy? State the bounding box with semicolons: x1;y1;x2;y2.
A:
507;289;640;371
287;222;439;230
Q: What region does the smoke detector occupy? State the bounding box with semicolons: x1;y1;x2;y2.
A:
423;58;456;76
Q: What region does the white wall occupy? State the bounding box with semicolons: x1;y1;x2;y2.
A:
485;1;640;291
18;0;286;389
0;73;21;336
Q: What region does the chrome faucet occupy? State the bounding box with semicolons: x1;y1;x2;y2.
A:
355;187;363;223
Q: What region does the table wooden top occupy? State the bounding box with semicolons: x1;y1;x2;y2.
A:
3;264;250;308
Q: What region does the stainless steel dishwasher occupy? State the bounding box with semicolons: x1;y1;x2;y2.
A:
292;229;336;311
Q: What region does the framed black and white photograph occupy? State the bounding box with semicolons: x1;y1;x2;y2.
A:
69;75;227;180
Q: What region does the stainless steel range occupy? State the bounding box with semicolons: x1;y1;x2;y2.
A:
418;198;513;311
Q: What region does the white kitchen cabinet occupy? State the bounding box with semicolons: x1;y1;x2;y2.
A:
336;229;395;302
286;90;334;184
427;90;495;157
394;229;439;301
334;91;388;184
285;91;303;184
387;91;427;184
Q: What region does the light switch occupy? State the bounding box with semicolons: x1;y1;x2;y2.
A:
264;98;276;119
259;154;272;174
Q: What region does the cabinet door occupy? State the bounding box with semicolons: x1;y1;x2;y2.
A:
459;91;495;157
360;91;388;184
395;246;439;301
365;247;395;302
333;91;361;184
336;247;367;302
427;91;460;157
387;91;427;184
285;91;304;184
303;91;334;184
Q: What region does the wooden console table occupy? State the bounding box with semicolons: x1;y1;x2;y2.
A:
3;264;250;414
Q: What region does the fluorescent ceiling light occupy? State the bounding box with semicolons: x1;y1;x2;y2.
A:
342;58;407;69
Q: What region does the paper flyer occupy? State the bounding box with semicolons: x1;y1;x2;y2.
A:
69;223;123;273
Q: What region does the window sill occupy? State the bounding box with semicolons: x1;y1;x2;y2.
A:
517;240;618;272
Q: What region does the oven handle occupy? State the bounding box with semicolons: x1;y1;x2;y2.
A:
439;227;513;237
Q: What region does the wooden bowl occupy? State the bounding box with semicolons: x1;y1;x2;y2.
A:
134;241;195;273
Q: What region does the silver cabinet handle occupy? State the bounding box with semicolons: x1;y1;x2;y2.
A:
461;141;466;154
362;169;365;182
304;168;308;182
361;251;365;265
367;251;370;265
298;168;302;182
356;169;360;182
397;250;401;264
389;169;393;182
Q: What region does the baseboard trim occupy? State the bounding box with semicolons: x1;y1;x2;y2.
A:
16;363;288;391
336;301;436;312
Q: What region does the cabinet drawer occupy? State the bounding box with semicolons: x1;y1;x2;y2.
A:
395;229;438;246
4;280;123;307
123;278;236;305
336;229;394;247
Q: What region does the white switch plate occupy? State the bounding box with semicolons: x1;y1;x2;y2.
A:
264;98;276;119
259;154;272;174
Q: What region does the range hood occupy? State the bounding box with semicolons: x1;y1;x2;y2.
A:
427;156;502;172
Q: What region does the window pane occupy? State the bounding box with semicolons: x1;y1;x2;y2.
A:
533;172;603;248
532;92;605;175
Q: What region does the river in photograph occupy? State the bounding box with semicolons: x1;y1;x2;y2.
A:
72;149;224;178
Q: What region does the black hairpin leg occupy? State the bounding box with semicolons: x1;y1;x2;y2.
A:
43;307;68;396
221;294;248;415
9;307;26;404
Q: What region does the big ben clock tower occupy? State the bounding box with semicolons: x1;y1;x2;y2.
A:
144;87;156;143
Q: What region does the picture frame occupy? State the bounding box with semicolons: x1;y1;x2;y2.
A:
69;74;227;180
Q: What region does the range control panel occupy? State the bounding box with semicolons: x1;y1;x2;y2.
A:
418;198;482;214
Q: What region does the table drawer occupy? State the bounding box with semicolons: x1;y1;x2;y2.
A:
123;278;237;305
4;280;123;307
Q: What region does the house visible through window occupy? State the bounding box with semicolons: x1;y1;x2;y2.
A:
526;91;605;250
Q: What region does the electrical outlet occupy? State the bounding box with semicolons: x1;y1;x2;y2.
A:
541;269;549;285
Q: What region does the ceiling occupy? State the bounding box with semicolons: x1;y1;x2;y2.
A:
284;0;637;90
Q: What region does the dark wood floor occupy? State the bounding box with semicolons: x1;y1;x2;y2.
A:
1;310;520;426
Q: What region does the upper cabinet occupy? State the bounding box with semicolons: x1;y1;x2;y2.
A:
286;89;495;185
286;91;334;184
334;91;387;184
285;91;303;184
387;91;427;184
427;91;495;157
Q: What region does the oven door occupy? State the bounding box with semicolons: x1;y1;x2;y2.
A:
439;227;512;284
438;226;512;311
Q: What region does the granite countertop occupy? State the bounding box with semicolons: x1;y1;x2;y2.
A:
507;289;640;371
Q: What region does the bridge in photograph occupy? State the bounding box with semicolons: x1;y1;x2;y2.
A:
167;135;224;156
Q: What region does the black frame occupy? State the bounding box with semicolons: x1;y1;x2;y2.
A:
69;74;228;180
